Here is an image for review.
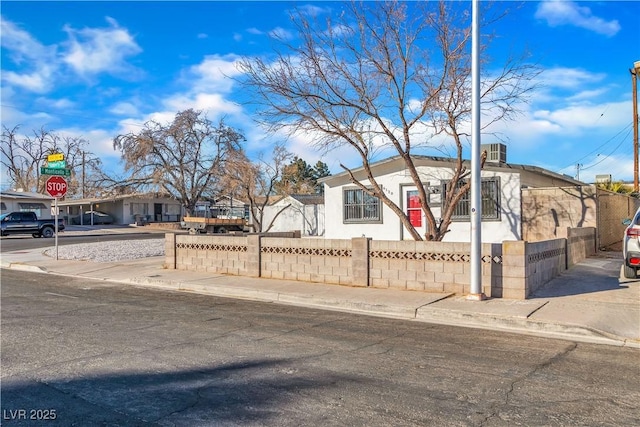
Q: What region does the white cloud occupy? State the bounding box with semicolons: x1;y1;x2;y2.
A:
293;4;331;18
268;27;294;41
61;17;142;78
538;67;606;90
36;97;76;110
2;70;53;93
0;17;58;93
535;1;620;37
533;101;629;132
246;27;263;35
186;54;243;93
109;102;140;116
165;93;242;117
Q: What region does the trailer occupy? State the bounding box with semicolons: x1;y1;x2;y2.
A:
180;216;247;234
180;202;249;234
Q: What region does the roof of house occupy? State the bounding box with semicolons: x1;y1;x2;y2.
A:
318;154;586;187
1;190;53;200
290;194;325;205
57;192;177;206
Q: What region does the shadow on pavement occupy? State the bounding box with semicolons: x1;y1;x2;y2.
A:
2;358;353;426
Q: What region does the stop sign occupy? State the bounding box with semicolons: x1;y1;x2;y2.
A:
46;175;68;198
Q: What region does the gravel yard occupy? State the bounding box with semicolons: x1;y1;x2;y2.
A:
44;238;165;262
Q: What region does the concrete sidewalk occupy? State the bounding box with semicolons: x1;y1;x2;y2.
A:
1;244;638;348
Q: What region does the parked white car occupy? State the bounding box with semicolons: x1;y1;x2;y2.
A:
622;207;640;279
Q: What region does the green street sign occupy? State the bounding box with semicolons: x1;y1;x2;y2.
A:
41;167;71;176
47;160;67;169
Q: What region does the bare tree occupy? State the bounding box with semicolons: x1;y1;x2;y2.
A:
238;0;539;240
113;109;244;215
1;125;102;195
224;144;293;232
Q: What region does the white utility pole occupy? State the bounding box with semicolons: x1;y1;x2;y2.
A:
468;0;486;300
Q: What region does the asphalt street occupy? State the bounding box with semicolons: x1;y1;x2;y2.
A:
2;269;639;426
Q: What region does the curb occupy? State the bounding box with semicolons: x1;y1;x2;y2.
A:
3;262;637;348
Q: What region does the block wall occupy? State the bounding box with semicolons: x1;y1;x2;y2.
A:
368;240;501;296
260;237;353;285
567;227;596;267
165;229;592;300
172;234;248;275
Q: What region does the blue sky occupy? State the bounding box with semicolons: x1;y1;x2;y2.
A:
1;1;639;187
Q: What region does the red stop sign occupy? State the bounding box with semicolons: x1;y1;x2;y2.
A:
46;176;68;198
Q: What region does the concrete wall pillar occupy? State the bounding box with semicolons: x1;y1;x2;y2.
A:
501;240;527;299
247;234;261;278
164;233;176;270
351;237;371;287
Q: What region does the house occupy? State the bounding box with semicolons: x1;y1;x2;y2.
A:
1;190;54;219
320;145;585;243
58;193;183;225
260;194;325;236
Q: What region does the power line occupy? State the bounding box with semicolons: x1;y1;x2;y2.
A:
557;122;633;173
580;127;633;171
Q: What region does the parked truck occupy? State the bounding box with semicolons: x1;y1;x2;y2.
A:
0;211;65;238
180;203;248;234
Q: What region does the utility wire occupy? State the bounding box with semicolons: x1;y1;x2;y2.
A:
557;122;633;173
580;127;632;171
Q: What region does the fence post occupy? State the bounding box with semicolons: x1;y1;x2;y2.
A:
164;233;176;270
247;234;262;278
351;237;371;287
501;240;528;299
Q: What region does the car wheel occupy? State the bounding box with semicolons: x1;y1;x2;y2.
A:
41;227;55;238
623;264;637;279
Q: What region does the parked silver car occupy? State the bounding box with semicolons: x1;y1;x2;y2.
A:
622;207;640;279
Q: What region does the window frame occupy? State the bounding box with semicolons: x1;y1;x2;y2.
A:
444;177;501;222
342;187;382;224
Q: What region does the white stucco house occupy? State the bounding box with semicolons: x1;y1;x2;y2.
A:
1;190;54;219
260;194;325;236
320;148;584;243
58;193;183;225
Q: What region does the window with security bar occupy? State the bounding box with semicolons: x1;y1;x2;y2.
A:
343;188;382;223
443;177;500;221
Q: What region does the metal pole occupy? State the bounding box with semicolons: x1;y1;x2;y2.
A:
632;65;639;193
468;0;485;300
54;197;59;260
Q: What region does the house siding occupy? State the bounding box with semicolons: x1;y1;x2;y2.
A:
323;166;522;243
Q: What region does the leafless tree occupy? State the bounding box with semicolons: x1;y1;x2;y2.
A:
1;125;102;196
224;144;293;232
113;109;244;215
238;0;539;240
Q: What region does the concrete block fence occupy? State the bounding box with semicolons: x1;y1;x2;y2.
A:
164;227;596;300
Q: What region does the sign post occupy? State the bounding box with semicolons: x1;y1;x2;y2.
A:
45;176;68;260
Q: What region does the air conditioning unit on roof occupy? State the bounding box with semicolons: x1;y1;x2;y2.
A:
480;143;507;163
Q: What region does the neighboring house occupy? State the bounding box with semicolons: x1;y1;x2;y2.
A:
320;146;585;243
0;190;54;219
261;194;325;236
58;193;183;225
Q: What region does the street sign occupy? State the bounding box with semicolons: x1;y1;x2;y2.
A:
41;167;71;176
47;160;67;169
45;176;68;198
47;153;64;162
